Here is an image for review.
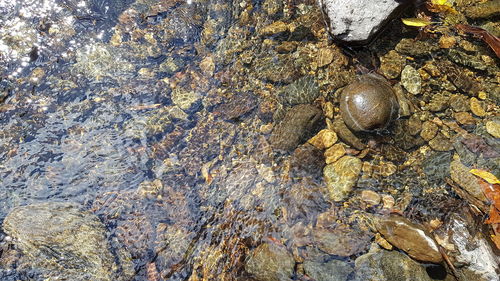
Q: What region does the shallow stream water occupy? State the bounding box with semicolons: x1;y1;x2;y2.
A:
0;0;499;280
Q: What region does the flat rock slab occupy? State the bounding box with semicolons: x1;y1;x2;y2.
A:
320;0;409;43
2;202;130;281
374;215;442;263
270;104;323;152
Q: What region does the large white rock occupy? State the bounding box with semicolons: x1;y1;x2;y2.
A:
319;0;409;43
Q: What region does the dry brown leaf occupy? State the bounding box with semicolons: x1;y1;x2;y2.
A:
456;24;500;58
485;205;500;224
491;234;500;250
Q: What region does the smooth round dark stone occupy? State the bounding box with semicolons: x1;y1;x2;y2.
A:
340;74;399;132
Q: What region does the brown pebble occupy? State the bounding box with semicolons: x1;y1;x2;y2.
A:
454;112;476;125
429;219;442;230
317;48;335;67
449;94;469;112
375;215;443;263
375;233;393;250
420;121;438;141
308;129;338;150
361;190;381;205
339;74;399;132
439;35;456;49
324;143;346;164
470;97;486;117
382;195;395;210
486;121;500;138
429;132;452;151
259;21;288;36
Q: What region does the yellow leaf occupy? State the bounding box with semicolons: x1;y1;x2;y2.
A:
428;0;457;14
470;169;500;185
401;18;432;27
431;0;452;7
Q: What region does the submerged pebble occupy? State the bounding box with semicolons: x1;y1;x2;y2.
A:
245;242;295;281
270;104;323;152
401;65;422;95
339;74;399;132
313;225;372;257
171;88;201;112
355;249;434;281
374;215;442;263
486;120;500;138
324;155;362;201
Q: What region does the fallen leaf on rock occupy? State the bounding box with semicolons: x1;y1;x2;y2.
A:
476;177;500;229
470;169;500;185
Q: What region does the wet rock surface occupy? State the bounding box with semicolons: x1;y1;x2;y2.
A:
270;104;323;152
303;259;353;281
444;215;500;281
355;249;434;281
245;242;295;281
2;202;130;281
324;156;362;201
374;215;442;263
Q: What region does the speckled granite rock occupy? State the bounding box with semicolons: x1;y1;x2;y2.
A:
279;76;319;106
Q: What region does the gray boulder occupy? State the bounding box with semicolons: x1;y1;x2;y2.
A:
319;0;410;43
